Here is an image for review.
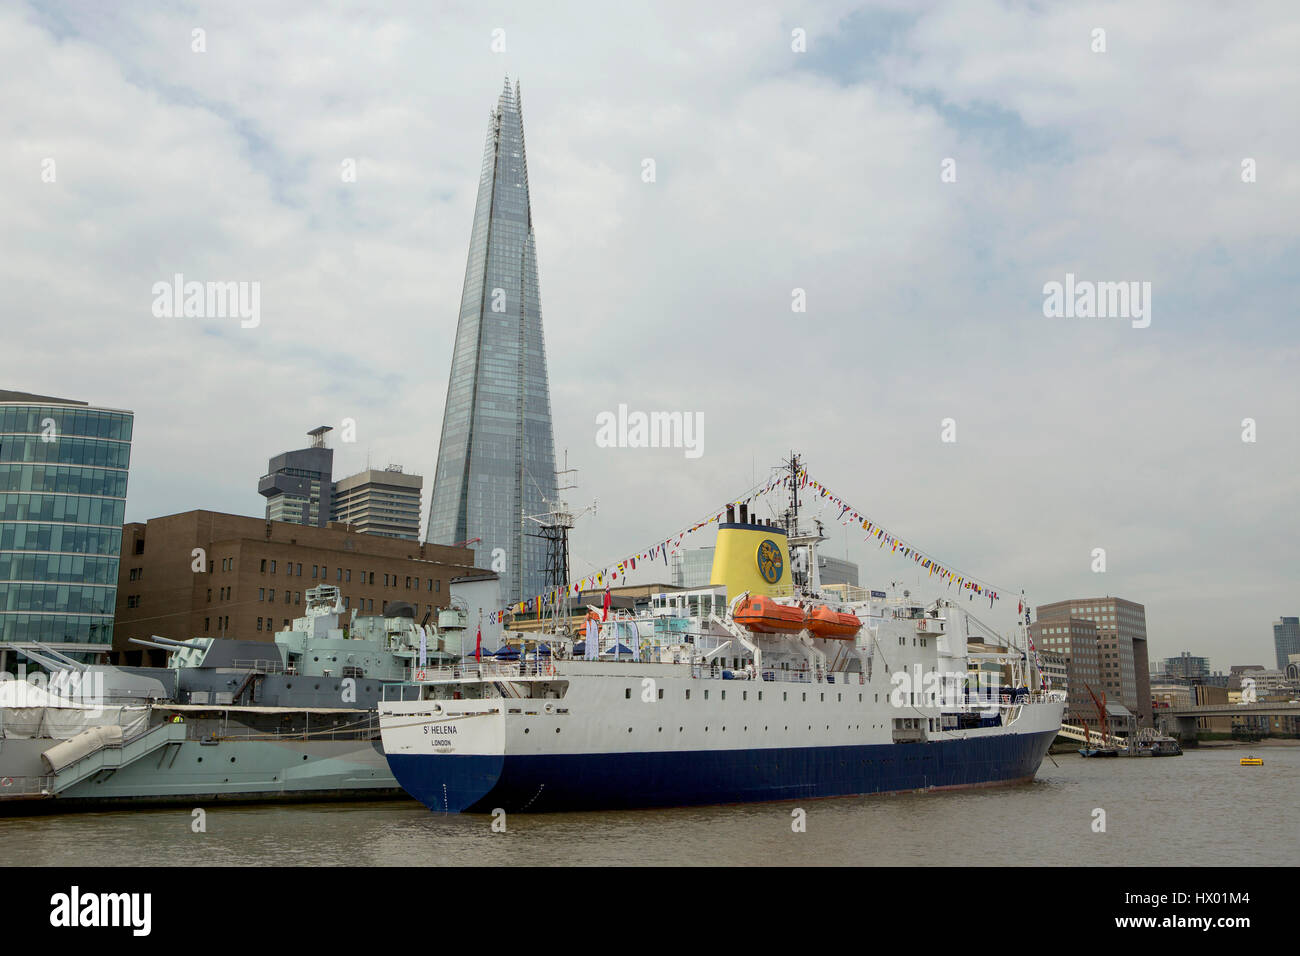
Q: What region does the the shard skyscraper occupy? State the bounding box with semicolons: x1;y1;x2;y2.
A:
427;78;557;607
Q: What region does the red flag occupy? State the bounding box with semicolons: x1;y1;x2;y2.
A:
475;625;482;662
602;584;611;622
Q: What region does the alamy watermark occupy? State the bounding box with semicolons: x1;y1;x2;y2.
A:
151;273;260;328
595;404;703;459
1042;273;1151;328
2;667;105;716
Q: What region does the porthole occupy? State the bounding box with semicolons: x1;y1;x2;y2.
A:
303;754;308;760
524;728;530;734
230;756;236;763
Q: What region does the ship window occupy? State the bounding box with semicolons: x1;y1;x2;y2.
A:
685;690;690;700
743;691;747;701
625;688;631;699
658;689;663;700
783;692;787;701
802;693;806;702
721;691;725;700
704;690;709;700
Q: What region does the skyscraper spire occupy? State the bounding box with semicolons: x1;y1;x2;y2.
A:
427;78;558;606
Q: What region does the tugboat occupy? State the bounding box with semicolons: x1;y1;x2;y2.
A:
380;455;1066;813
1127;728;1182;757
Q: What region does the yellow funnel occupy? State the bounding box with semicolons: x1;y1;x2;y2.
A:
709;520;790;598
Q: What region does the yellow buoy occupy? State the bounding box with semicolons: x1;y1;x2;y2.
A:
1240;756;1263;766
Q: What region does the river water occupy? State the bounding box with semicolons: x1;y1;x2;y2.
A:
2;746;1295;866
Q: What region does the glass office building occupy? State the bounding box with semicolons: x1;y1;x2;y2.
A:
427;78;557;605
1275;617;1300;671
0;390;133;664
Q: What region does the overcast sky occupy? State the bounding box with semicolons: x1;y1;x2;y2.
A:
4;1;1296;671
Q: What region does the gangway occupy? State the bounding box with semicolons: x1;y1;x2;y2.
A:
41;721;189;794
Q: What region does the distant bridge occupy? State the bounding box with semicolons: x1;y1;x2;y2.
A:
1057;702;1300;743
1157;702;1300;739
1159;702;1300;718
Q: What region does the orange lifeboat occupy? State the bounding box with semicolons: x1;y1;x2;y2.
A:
806;606;862;639
733;596;807;632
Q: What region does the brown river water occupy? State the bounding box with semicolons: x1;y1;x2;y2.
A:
2;746;1295;866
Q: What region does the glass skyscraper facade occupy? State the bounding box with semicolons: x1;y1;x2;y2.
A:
0;390;133;662
1274;617;1300;671
428;78;557;606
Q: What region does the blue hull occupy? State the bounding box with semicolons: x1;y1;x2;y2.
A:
386;730;1058;813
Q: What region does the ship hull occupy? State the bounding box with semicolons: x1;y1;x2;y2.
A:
0;736;404;814
386;727;1059;813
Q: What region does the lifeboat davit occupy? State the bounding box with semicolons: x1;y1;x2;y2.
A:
806;606;862;639
733;596;807;633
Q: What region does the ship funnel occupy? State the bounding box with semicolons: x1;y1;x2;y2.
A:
709;511;790;600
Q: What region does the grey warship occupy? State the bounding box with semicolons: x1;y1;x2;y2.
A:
0;585;462;811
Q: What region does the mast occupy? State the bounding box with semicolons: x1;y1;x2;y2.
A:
779;452;825;594
525;451;595;634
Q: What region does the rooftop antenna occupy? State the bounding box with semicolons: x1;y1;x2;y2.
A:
307;425;332;449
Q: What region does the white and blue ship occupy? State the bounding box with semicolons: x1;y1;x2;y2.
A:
379;462;1064;813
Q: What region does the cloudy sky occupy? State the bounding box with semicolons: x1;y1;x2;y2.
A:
4;1;1296;671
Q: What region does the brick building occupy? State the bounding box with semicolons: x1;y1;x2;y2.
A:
112;510;477;664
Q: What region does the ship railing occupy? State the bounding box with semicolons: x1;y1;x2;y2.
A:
190;711;383;742
230;658;288;675
402;659;557;683
0;774;55;797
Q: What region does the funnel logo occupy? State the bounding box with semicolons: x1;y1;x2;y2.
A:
757;540;783;584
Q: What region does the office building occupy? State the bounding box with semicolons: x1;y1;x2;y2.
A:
427;78;558;605
257;426;334;528
1030;617;1102;726
1036;596;1151;725
332;466;423;540
1273;617;1300;671
1159;651;1211;683
672;547;716;589
111;511;477;665
818;555;860;588
0;389;133;666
